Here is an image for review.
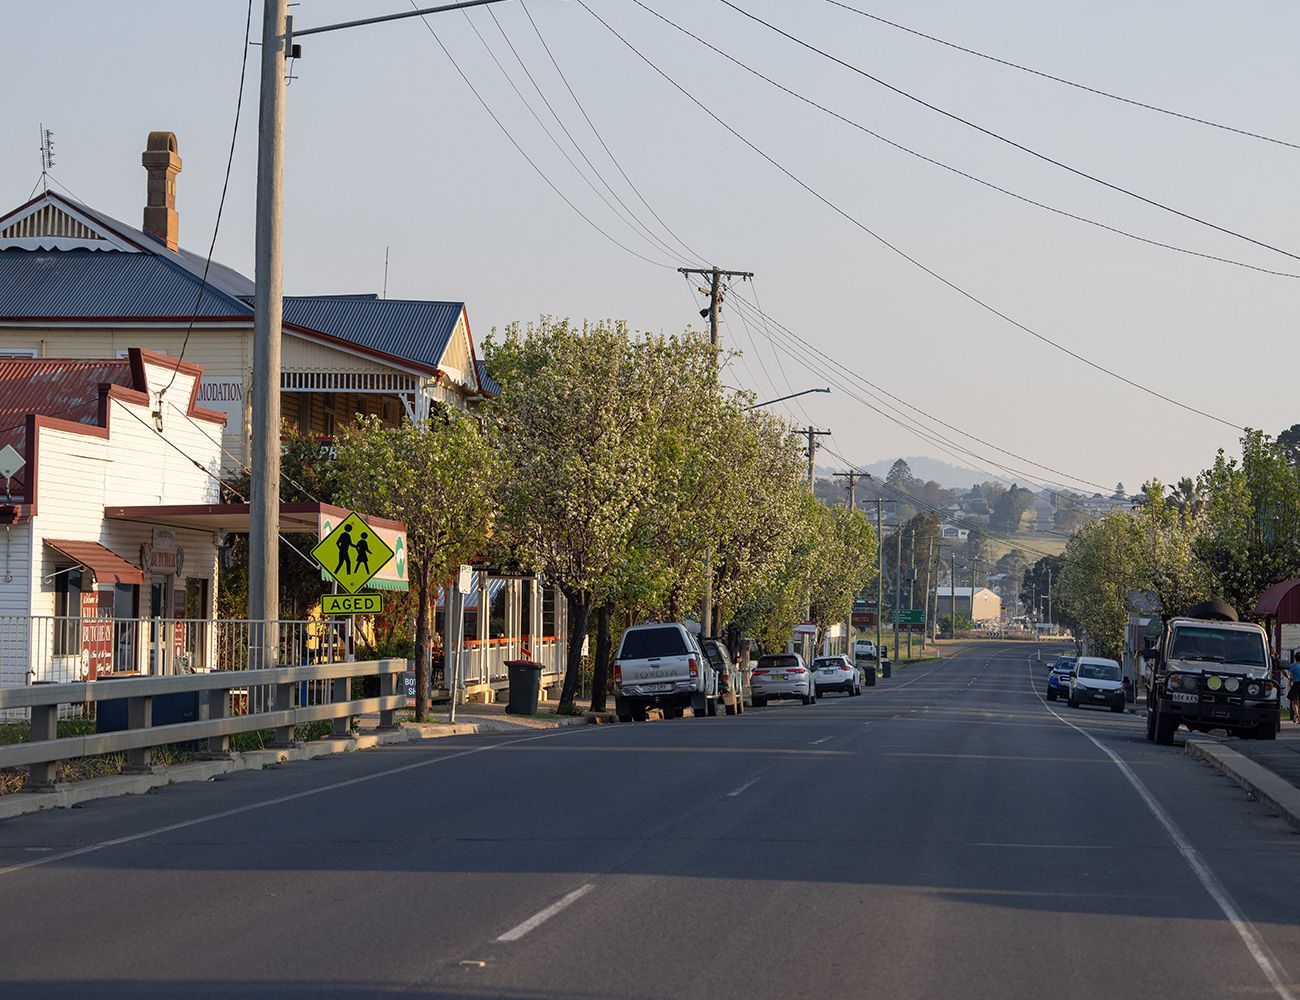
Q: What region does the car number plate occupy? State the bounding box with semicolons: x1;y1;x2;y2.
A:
642;683;672;692
771;674;786;681
1170;692;1198;703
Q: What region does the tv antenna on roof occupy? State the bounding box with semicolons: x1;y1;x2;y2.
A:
38;125;55;191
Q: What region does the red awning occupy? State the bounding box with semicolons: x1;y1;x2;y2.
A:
44;539;145;587
1255;579;1300;618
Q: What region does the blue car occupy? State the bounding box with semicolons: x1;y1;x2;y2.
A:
1046;656;1077;702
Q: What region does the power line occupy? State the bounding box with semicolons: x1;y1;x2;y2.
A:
581;0;1245;430
629;0;1299;281
409;1;677;270
729;290;1112;494
822;0;1300;152
468;6;690;266
158;0;255;406
712;0;1300;266
727;293;1109;513
519;0;707;265
741;303;1111;521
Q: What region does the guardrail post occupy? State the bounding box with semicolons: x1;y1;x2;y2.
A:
124;695;155;773
331;675;352;739
25;703;60;791
271;677;296;747
201;685;233;759
377;667;398;730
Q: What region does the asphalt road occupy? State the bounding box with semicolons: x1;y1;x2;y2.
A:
2;641;1299;1000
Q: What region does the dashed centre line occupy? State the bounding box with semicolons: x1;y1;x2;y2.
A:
495;884;595;943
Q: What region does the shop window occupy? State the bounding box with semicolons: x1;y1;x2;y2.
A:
53;568;83;655
488;581;507;641
541;586;556;640
185;578;209;619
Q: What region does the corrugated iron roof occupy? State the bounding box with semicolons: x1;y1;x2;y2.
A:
0;358;132;497
0;192;499;390
280;295;465;372
475;359;500;397
0;249;252;318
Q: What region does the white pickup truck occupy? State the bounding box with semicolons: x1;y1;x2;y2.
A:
613;623;718;722
1142;601;1279;744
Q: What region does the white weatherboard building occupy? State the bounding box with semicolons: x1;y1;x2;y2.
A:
0;350;224;687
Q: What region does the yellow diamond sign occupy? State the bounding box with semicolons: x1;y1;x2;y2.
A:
311;512;395;594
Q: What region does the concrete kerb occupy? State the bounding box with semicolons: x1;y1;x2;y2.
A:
1186;737;1300;834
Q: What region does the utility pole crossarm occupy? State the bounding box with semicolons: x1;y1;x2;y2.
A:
679;266;755;349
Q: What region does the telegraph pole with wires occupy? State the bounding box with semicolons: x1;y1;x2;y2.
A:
679;266;754;348
833;469;865;653
678;265;752;636
801;427;831;489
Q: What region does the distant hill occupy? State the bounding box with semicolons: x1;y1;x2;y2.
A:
861;456;990;490
815;455;1073;493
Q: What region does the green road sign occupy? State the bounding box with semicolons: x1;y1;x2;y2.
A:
311;512;395;594
893;609;926;625
322;593;384;616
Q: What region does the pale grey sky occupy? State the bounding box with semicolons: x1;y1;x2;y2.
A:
4;1;1297;492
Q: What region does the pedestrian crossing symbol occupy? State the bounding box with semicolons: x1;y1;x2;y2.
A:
311;512;395;594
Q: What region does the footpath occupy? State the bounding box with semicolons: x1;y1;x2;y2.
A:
1185;715;1300;834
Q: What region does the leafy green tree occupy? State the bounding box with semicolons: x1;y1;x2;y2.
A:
990;485;1034;533
1194;431;1300;614
1278;424;1300;467
333;414;498;721
486;318;683;708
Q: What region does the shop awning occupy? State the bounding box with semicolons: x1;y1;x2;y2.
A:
44;539;144;587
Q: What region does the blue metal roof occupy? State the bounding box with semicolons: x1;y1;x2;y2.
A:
280;295;465;373
475;359;501;397
0;248;252;317
0;192;499;388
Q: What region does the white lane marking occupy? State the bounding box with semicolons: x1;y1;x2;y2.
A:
0;727;592;880
727;777;761;797
809;736;833;745
1025;657;1296;1000
495;883;595;942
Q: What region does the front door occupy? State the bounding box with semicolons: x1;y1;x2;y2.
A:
149;577;171;673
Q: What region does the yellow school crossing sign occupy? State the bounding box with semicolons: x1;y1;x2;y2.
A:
311;512;395;594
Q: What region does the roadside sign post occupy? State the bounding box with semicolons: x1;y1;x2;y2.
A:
312;512;394;735
449;564;472;724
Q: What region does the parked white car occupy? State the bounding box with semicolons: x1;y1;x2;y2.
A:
613;623;718;722
1068;656;1125;713
853;639;877;662
750;653;815;706
812;655;861;697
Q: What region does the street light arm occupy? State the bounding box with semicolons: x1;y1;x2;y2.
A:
294;0;513;38
743;387;831;410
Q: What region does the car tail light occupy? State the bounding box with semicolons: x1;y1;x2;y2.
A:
840;665;852;671
751;668;767;676
689;657;698;677
613;662;622;685
789;667;806;674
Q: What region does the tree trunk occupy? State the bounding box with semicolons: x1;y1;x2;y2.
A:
590;601;613;712
413;565;431;722
559;587;590;707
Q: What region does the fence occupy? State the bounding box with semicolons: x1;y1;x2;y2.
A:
447;635;564;695
0;617;350;719
0;657;407;790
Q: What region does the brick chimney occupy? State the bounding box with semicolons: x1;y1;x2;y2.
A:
141;131;182;251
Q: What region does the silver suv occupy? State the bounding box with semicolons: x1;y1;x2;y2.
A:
613;623;718;722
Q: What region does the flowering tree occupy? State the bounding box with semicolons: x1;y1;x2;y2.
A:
333;414;497;721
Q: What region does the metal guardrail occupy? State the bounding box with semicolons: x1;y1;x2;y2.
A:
0;658;407;790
